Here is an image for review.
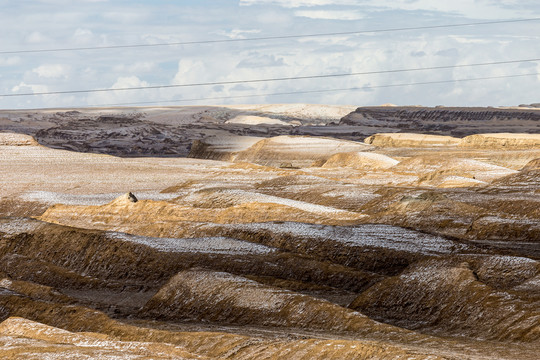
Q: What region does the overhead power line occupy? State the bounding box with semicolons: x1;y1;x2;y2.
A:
2;57;539;98
90;72;539;107
1;18;540;55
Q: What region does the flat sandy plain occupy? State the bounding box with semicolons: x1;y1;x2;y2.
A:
0;104;539;359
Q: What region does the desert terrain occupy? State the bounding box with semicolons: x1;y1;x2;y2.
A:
0;104;539;359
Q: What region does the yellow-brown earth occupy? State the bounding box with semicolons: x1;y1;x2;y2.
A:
1;105;539;359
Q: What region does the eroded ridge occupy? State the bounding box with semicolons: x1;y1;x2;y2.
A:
0;106;539;359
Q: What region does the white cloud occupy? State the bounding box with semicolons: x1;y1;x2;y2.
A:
141;33;186;44
448;36;494;44
410;51;426;58
1;1;539;109
25;31;50;44
101;11;148;23
294;10;364;20
239;0;358;7
85;76;151;106
240;0;536;18
172;59;208;85
32;64;69;79
72;28;95;44
297;35;357;46
34;0;108;3
110;76;149;89
435;48;459;58
73;28;93;37
216;29;261;39
0;57;21;66
113;62;156;73
376;0;533;18
237;54;285;68
231;84;256;91
11;82;49;94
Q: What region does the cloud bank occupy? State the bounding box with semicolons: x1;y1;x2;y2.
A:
0;0;538;108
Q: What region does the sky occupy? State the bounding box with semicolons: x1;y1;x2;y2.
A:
0;0;539;109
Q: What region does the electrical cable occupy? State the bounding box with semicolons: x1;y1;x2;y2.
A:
1;17;539;55
2;57;539;98
80;72;539;107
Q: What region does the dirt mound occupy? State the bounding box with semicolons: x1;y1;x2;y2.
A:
0;133;39;146
0;275;451;360
393;156;516;183
490;165;540;192
254;174;380;212
208;222;468;276
188;134;263;161
0;317;200;359
364;133;460;147
460;133;540;149
465;216;540;242
0;278;74;305
224;162;279;172
0;290;456;360
350;259;540;342
322;152;399;170
364;191;487;239
522;158;540;171
364;189;540;244
471;255;540;290
421;174;486;188
37;204;466;277
0;313;445;360
228;135;372;168
0;253;102;290
39;193;364;234
1;218;382;297
3;106;540;359
110;192;138;204
178;189;360;219
142;268;406;336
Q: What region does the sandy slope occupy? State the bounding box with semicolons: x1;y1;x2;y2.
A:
1;105;540;359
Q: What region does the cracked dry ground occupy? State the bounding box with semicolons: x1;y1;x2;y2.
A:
0;128;539;359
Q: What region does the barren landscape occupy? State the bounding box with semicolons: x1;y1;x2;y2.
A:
0;104;539;359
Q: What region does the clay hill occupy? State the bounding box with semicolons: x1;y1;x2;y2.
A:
0;104;539;359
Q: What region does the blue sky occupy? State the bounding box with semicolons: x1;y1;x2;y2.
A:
0;0;539;109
